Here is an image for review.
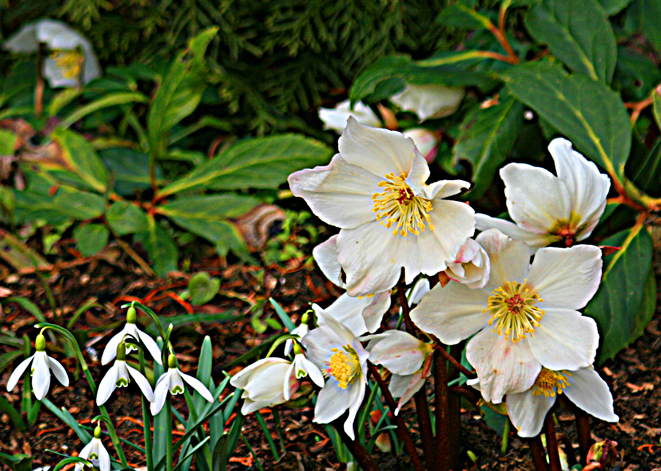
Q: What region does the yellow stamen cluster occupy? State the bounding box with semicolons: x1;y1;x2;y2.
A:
327;345;361;389
51;50;83;80
485;279;545;342
531;368;571;397
372;172;433;237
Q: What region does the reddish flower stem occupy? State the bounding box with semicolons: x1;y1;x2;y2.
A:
433;342;476;379
575;409;592;466
544;413;562;471
527;436;550;471
434;348;460;471
331;417;381;471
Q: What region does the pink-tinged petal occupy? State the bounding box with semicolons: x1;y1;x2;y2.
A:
314;382;352;424
289;155;379;229
151;373;170;415
322;292;390;337
284;362;296;400
339;117;415;178
528;308;598;371
97;364;119;405
390;372;427;415
367;331;429;375
101;327;129;365
31;353;51;400
127;365;155;402
476;214;557;250
476;229;530;291
313;236;343;287
466;330;541;404
344;378;366;440
47;357;69;386
501;163;572;233
6;355;34;392
527;245;602;310
422;199;476;273
411;282;490;344
506;389;555;438
181;371;214;403
564;367;618;423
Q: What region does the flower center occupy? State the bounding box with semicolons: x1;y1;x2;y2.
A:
327;345;361;389
485;279;545;342
116;377;129;388
531;368;571;397
372;172;433;237
51;50;83;80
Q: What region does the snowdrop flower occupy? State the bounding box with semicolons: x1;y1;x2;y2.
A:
444;238;490;289
151;354;214;415
290;117;475;297
391;84;465;121
74;424;110;471
7;333;69;400
3;19;100;87
476;138;610;251
97;342;154;405
101;306;162;365
410;229;601;404
303;309;369;439
403;128;438;164
230;357;298;414
284;313;310;356
504;366;618;437
284;344;325;400
319;100;381;134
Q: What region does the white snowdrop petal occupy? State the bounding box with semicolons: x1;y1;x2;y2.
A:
97;364;119;406
47;357;70;387
151;373;170;415
127;365;155;402
6;355;34;392
31;353;51;400
181;371;214;403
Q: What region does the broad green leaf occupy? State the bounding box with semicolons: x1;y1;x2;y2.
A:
100;147;164;196
0;231;49;271
437;4;494;30
134;216;178;278
73;223;109;257
13;186;105;223
51;128;108;193
525;0;616;82
0;129;17;155
188;272;221;306
624;0;661;56
47;88;83;117
6;297;46;322
453;94;524;199
106;201;149;236
631;266;657;343
599;0;633;15
614;47;661;101
625;136;661;197
169;115;232;146
53;189;106;220
59;92;148;129
505;61;631;178
0;452;32;471
160;135;331;196
584;224;653;364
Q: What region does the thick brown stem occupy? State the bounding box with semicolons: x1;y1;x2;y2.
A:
331;417;381;471
434;349;455;471
526;436;549;471
434;343;475;378
575;409;592;466
545;413;561;471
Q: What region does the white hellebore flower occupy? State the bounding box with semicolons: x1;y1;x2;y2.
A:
7;333;69;400
506;366;618;437
151;354;214;415
476;138;610;251
101;306;162;365
3;19;101;87
319;100;381;134
444;237;490;289
284;344;325;400
366;330;433;414
391;83;465;121
97;342;154;405
410;229;601;404
75;425;110;471
230;358;298;414
290;117;475;297
303;309;369;439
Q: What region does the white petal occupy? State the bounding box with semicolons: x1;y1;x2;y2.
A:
507;390;555;438
137;328;163;365
302;357;325;387
43;57;78;88
339;117;415;178
230;358;289;389
366;331;429;375
47;357;69;386
151;373;170;415
390;84;465;121
476;229;531;291
288;155;380;229
3;22;38;53
314;308;363;345
78;439;94;461
529;308;598;371
101;327;128;365
97;364;119;406
319;101;381;134
243;363;291;401
425;179;471;200
475;214;556;250
127;365;155;402
313;236;343;287
6;355;34;392
79;41;101;85
407;278;430;306
410;282;490;344
96;440;111;471
344;379;366;440
564;367;618;423
466;330;540;404
31;353;51;400
501;163;572;233
404;151;431;196
322;292;390;337
527;245;602;310
283;362;296;401
314;382;352;425
181;371;214;403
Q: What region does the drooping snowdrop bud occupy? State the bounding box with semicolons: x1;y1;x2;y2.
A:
7;333;69;400
151;353;214;415
97;342;154;405
284;312;310;356
230;357;298;414
444;237;490;289
284;343;324;400
403;128;438;164
74;424;110;471
319;100;381;134
391;84;465;121
101;306;162;365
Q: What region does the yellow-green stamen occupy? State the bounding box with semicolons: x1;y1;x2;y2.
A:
531;368;571;397
326;344;361;389
50;50;83;80
372;172;433;237
485;279;544;342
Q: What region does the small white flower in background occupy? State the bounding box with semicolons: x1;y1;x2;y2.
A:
151;354;214;415
284;344;325;400
410;229;601;405
303;309;369;440
284;312;310;356
97;342;154;406
476;138;611;251
402;128;438;164
504;366;618;437
319;100;381;134
444;238;490;289
230;357;298;414
101;306;162;365
7;333;69;400
391;83;465;121
3;19;101;87
74;424;110;471
289;117;475;297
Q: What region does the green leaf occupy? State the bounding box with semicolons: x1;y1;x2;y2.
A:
437;4;494;30
584;224;653;364
505;61;631;178
188;272;221;306
73;224;109;257
598;0;633;15
160;135;331;196
0;231;49;271
613;47;661;101
625;0;661;56
631;266;656;343
7;297;46;322
625;136;661;197
50;128;108;193
0;129;17;155
0;452;32;471
106;201;149;236
453;94;524;199
0;396;26;432
100;148;164;196
653;91;661;132
59;92;148;129
134;216;178;278
47;88;84;117
525;0;617;82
